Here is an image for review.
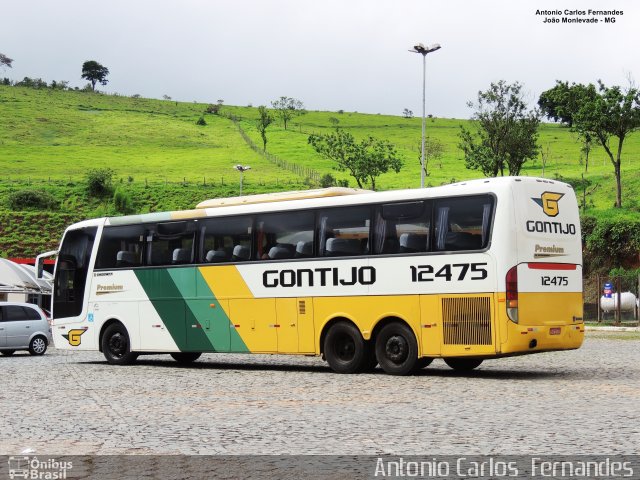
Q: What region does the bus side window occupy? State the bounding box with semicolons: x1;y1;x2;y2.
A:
95;225;145;269
434;195;493;251
201;216;252;263
255;211;314;261
146;221;195;266
319;206;371;257
375;201;429;255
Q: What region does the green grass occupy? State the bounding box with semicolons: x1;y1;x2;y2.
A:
1;85;640;257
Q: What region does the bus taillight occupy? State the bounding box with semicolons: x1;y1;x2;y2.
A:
506;265;518;323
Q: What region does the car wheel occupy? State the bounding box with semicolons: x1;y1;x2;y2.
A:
170;352;202;364
375;322;418;375
444;358;483;371
1;350;16;356
28;336;48;356
324;321;367;374
101;323;138;365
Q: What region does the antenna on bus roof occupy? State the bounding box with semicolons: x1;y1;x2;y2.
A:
195;187;372;209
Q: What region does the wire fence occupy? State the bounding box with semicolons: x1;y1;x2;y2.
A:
223;113;321;183
584;273;640;325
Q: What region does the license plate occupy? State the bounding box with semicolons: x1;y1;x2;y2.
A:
550;327;561;335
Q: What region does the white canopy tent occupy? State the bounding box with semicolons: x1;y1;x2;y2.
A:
0;258;52;296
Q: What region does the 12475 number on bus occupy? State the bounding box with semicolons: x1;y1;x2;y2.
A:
410;263;488;282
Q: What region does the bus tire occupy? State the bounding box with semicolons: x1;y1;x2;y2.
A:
102;323;138;365
375;322;418;376
414;357;434;370
29;336;48;356
444;358;483;371
324;321;367;374
362;342;378;372
170;352;202;364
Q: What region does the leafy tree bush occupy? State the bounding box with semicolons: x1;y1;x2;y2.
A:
196;116;207;126
584;217;640;271
85;168;114;197
7;189;59;211
320;173;337;188
113;188;135;214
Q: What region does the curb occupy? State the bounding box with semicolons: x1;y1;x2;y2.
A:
585;326;640;332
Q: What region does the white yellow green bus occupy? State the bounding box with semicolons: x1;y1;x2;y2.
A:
41;177;584;375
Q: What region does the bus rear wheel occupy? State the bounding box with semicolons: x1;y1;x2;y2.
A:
102;323;138;365
170;352;202;364
375;322;418;375
444;358;483;371
324;321;367;374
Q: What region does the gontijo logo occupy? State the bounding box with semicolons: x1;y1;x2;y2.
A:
532;192;564;217
62;329;86;346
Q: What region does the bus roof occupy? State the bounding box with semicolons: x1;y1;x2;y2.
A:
195;187;372;209
92;177;573;228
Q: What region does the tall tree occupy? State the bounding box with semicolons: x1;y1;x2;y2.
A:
418;136;444;178
0;52;13;69
256;105;273;151
308;130;403;190
81;60;109;91
539;81;640;207
271;96;305;130
459;81;540;177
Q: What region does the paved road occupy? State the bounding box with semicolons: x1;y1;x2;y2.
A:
1;334;638;455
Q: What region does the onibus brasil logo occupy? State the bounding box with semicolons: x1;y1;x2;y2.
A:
7;456;72;479
532;191;564;217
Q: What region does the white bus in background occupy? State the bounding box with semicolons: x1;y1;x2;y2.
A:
40;177;584;375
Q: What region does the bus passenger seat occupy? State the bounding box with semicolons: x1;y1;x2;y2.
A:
399;233;427;253
206;249;228;263
116;251;138;267
172;248;191;265
444;232;482;250
232;245;250;261
268;245;293;259
295;241;313;258
325;238;361;256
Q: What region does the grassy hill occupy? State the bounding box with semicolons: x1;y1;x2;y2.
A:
1;85;639;259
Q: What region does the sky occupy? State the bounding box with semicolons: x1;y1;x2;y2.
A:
1;0;637;118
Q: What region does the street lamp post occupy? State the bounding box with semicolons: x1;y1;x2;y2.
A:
409;42;441;188
234;164;251;195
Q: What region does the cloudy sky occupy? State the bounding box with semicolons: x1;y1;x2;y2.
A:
1;0;637;118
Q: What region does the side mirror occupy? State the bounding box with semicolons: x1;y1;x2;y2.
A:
35;250;58;279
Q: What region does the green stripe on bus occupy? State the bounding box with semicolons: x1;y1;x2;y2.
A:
135;268;249;353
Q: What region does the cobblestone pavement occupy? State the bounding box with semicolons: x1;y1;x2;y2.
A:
1;334;638;456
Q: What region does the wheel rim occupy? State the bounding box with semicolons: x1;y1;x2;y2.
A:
384;334;408;365
334;333;356;362
108;332;127;358
32;338;46;354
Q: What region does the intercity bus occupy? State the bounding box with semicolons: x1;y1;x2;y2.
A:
41;177;584;375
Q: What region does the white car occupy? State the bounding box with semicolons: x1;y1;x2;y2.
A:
0;302;53;356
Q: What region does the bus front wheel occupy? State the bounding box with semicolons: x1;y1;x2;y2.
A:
324;321;367;374
444;358;483;371
102;323;139;365
375;322;418;375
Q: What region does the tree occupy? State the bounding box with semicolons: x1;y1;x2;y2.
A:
0;52;13;69
402;108;413;119
459;80;540;177
256;105;273;151
418;136;444;177
271;96;305;130
539;80;640;207
81;60;109;91
308;130;403;190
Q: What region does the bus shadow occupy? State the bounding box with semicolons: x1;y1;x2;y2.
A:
78;357;581;379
